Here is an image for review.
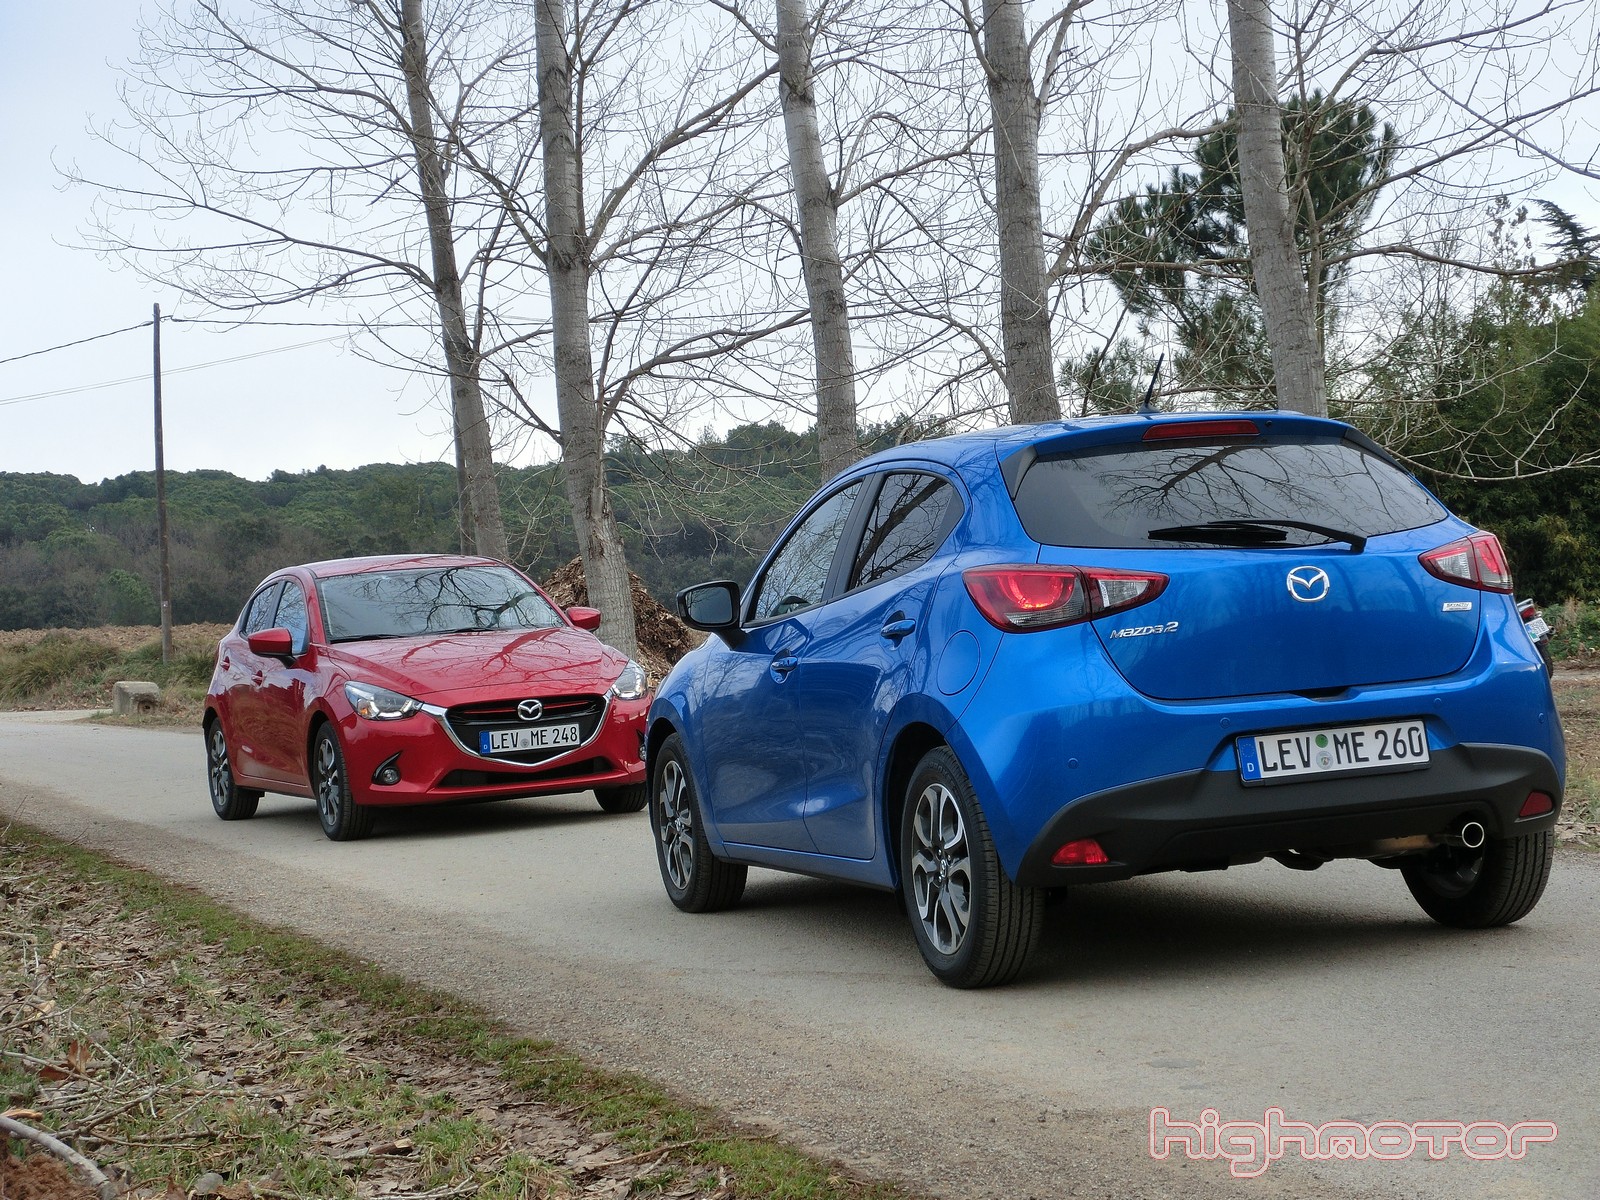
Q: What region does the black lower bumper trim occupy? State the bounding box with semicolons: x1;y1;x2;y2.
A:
1015;742;1561;886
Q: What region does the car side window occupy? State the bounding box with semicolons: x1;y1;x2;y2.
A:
750;482;863;621
242;582;284;635
848;473;962;590
274;580;309;654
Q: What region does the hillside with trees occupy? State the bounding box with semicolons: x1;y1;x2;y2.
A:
0;422;822;631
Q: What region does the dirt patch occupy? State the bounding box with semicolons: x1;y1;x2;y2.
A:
540;558;701;681
0;1154;99;1200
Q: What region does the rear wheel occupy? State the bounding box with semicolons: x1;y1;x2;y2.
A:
595;783;648;813
1401;830;1554;927
311;725;376;841
205;719;260;821
650;735;745;911
900;746;1043;988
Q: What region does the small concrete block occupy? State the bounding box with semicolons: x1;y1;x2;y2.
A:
112;680;161;716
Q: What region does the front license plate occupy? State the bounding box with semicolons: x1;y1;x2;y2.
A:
479;723;581;755
1237;719;1429;785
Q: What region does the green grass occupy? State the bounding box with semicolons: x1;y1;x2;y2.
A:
1547;600;1600;662
3;824;914;1200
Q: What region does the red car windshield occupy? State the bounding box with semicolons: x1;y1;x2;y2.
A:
317;566;564;643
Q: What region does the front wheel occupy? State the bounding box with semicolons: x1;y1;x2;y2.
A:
311;725;376;841
900;746;1043;988
1401;830;1554;927
205;719;261;821
595;783;648;813
650;735;745;912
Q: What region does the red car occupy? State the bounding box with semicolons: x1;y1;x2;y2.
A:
203;554;651;840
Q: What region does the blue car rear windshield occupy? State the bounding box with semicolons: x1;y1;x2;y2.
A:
318;566;563;642
1011;436;1446;549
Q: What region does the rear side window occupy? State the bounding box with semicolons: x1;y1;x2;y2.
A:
849;473;962;590
1011;437;1446;548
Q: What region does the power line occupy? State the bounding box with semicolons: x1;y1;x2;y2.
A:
0;321;154;367
0;335;347;408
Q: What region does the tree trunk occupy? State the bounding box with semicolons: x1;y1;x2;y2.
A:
982;0;1060;425
534;0;638;658
776;0;858;481
400;0;508;559
1225;0;1326;416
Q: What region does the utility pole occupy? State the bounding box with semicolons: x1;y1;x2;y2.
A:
153;304;173;665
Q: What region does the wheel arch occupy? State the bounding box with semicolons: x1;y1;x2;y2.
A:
880;721;949;886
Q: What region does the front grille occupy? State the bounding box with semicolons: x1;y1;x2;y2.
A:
445;694;606;765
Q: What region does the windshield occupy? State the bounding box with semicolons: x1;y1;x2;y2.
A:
318;566;564;642
1011;435;1446;549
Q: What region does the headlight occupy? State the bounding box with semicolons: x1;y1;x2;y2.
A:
608;660;648;701
343;681;422;721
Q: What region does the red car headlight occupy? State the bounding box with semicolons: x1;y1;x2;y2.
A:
343;681;422;720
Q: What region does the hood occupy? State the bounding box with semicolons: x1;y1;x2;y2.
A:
323;625;628;704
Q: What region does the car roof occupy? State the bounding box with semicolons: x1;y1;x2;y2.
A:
849;410;1353;475
294;553;507;580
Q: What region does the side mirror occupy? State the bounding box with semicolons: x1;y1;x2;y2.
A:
567;605;602;632
247;627;295;661
677;581;743;641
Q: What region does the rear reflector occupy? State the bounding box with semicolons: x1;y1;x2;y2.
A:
1519;792;1555;818
963;565;1167;632
1052;838;1110;866
1419;532;1514;593
1143;419;1260;441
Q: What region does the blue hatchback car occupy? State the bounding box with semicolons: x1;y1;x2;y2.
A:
645;412;1564;987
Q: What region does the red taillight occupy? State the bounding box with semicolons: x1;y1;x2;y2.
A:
1419;532;1514;593
1519;792;1555;818
963;565;1167;631
1142;419;1260;441
1052;838;1110;866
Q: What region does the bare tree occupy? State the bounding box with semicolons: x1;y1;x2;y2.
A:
976;0;1065;423
80;0;517;557
775;0;859;479
1225;0;1327;415
399;0;507;556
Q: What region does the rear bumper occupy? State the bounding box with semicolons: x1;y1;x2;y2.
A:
1015;742;1562;886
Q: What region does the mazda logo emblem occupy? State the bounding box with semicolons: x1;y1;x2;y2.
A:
1286;566;1331;603
517;698;544;721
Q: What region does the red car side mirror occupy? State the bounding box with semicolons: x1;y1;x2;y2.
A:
567;606;602;632
248;627;295;659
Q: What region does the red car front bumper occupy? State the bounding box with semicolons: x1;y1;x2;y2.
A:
336;693;649;807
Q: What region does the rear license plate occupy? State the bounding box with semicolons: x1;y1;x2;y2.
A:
1237;719;1429;785
479;723;581;755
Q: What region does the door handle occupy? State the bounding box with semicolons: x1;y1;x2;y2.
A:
769;655;800;681
880;618;917;641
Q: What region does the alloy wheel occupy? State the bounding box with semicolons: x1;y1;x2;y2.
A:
207;725;232;807
910;782;972;955
656;758;695;890
315;734;343;826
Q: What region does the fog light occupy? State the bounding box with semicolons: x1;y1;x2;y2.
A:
1052;837;1109;866
373;754;402;787
1519;791;1554;818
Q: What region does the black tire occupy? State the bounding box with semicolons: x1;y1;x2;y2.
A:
205;718;261;821
311;724;376;841
900;746;1043;988
595;783;648;813
650;734;745;912
1401;830;1554;928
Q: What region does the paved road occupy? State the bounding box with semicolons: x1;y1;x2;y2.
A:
2;711;1596;1199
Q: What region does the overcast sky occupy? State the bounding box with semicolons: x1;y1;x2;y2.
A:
0;2;461;485
4;3;1596;488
